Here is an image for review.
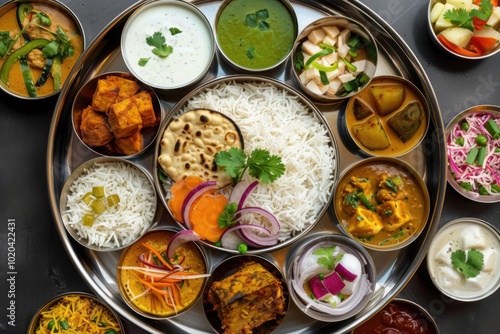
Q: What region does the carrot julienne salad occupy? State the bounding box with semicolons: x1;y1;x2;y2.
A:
447;112;500;196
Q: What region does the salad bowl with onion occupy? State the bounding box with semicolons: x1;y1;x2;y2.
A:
446;105;500;202
284;232;376;322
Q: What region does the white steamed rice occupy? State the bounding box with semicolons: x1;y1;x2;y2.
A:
62;161;156;249
180;81;336;240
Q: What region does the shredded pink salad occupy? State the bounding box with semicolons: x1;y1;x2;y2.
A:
447;113;500;196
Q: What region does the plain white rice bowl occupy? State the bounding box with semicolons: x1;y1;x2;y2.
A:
62;160;156;249
180;80;337;241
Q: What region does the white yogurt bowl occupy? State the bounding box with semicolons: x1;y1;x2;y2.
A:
121;0;215;91
427;217;500;302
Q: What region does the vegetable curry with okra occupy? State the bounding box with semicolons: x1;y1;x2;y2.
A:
0;2;84;97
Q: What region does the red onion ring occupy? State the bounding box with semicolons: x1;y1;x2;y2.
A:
167;230;201;260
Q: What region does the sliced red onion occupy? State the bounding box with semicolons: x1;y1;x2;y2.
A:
167;230;201;260
220;225;245;250
308;275;331;300
181;181;217;229
335;262;358;282
322;272;345;295
233;223;276;248
137;253;167;270
228;180;259;209
236;206;280;233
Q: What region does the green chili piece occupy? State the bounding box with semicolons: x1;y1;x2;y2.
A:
460;182;471;191
19;56;37;97
304;48;332;69
60;319;69;330
311;60;338;72
358;192;376;212
465;147;479;165
475;134;488;147
484;119;500;139
478;185;489;195
477;146;487;165
35;57;53;87
319;71;329;85
0;38;50;86
455;137;465;146
341;57;357;72
51;55;62;91
492;184;500;193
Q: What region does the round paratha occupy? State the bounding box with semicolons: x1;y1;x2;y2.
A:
158;109;243;188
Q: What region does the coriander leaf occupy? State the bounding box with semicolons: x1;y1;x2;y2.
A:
256;9;269;20
451;249;484;278
146;31;173;58
247;45;254;59
245;13;258;27
471;0;493;21
218;202;238;228
169;27;182;35
385;179;398;193
215;147;247;181
138;57;150;67
152;44;173;58
258;21;270;31
444;8;474;31
42;41;59;58
294;51;304;70
36;11;51;26
247;149;285;184
313;245;337;270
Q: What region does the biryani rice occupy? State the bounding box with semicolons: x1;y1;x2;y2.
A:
179;81;336;240
62;161;156;248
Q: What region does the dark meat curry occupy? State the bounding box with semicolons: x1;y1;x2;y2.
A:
335;160;429;248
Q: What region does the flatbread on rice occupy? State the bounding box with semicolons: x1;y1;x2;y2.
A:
158;108;243;188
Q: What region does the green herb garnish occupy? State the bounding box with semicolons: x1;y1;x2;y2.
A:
451;249;484;278
215;147;285;184
444;0;493;32
169;27;182;35
146;31;173;58
218;202;238;228
245;9;269;30
313;245;343;270
138;57;150;67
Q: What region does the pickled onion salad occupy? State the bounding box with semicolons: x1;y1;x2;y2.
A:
447;112;500;197
290;242;372;316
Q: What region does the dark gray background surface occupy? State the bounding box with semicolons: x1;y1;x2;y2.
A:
0;0;499;333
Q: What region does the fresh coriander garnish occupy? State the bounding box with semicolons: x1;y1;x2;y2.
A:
146;31;173;58
313;245;343;270
443;0;493;32
138;57;150;67
451;249;484;278
218;202;238;228
169;27;182;35
215;147;285;184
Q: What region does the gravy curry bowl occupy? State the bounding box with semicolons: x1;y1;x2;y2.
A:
428;0;500;59
72;71;164;158
334;157;430;251
0;0;85;99
344;75;429;157
291;16;377;103
351;298;439;334
121;0;215;90
117;227;209;319
427;217;500;302
214;0;298;73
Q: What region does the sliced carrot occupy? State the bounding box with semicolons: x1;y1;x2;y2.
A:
140;243;173;270
189;193;228;242
168;176;204;222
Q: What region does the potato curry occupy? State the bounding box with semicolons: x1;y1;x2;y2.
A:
335;160;428;247
345;76;428;157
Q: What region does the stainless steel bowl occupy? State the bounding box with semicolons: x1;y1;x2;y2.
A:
351;298;440;333
203;254;289;333
284;232;376;322
214;0;298;73
343;75;430;158
333;157;430;251
291;16;378;104
59;156;158;251
72;71;164;158
428;0;500;59
27;292;124;334
121;0;215;91
445;105;500;203
427;217;500;302
0;0;86;99
117;226;209;320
